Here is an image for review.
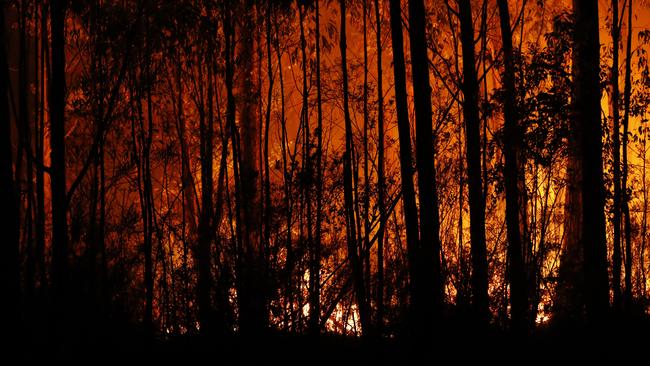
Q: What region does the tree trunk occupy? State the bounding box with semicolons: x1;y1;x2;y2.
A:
497;0;528;332
237;0;266;334
340;0;372;336
311;0;324;335
572;0;610;321
0;1;21;335
459;0;489;323
374;0;385;336
50;0;69;311
609;0;623;312
388;0;424;336
197;45;215;334
407;0;443;324
622;0;633;308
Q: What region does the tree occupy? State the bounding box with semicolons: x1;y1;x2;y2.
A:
609;0;623;312
374;0;385;335
388;0;422;336
50;0;69;310
497;0;528;332
236;0;267;334
621;0;634;308
197;40;215;334
572;0;610;321
340;0;372;336
312;0;324;334
0;1;21;335
458;0;489;323
407;0;443;324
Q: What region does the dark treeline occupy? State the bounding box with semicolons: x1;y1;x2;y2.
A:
3;0;650;359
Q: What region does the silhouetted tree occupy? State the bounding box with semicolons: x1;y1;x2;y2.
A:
0;1;21;336
407;0;443;326
459;0;489;323
340;0;372;336
497;0;528;332
572;0;610;321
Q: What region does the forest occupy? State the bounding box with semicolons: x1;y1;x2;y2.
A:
3;0;650;361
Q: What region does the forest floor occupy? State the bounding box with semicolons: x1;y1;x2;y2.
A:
16;315;650;364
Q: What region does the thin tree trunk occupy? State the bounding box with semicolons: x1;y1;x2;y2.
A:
610;0;623;312
311;0;324;334
362;0;372;308
197;44;215;334
340;0;371;336
374;0;385;336
263;1;273;325
622;0;633;308
297;0;315;333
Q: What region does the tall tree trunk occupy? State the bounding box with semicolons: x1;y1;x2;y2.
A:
272;8;294;328
572;0;610;321
622;0;633;308
459;0;489;323
497;0;528;333
609;0;623;312
340;0;372;336
407;0;443;324
0;1;21;335
388;0;423;336
362;0;372;308
374;0;385;336
197;46;215;334
262;1;273;328
36;1;48;292
311;0;324;335
237;0;266;334
297;0;315;333
50;0;69;311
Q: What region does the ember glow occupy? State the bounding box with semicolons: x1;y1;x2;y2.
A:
2;0;650;360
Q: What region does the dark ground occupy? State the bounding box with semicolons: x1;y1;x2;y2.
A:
11;315;650;364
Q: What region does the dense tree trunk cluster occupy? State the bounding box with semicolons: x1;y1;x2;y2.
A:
3;0;650;349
